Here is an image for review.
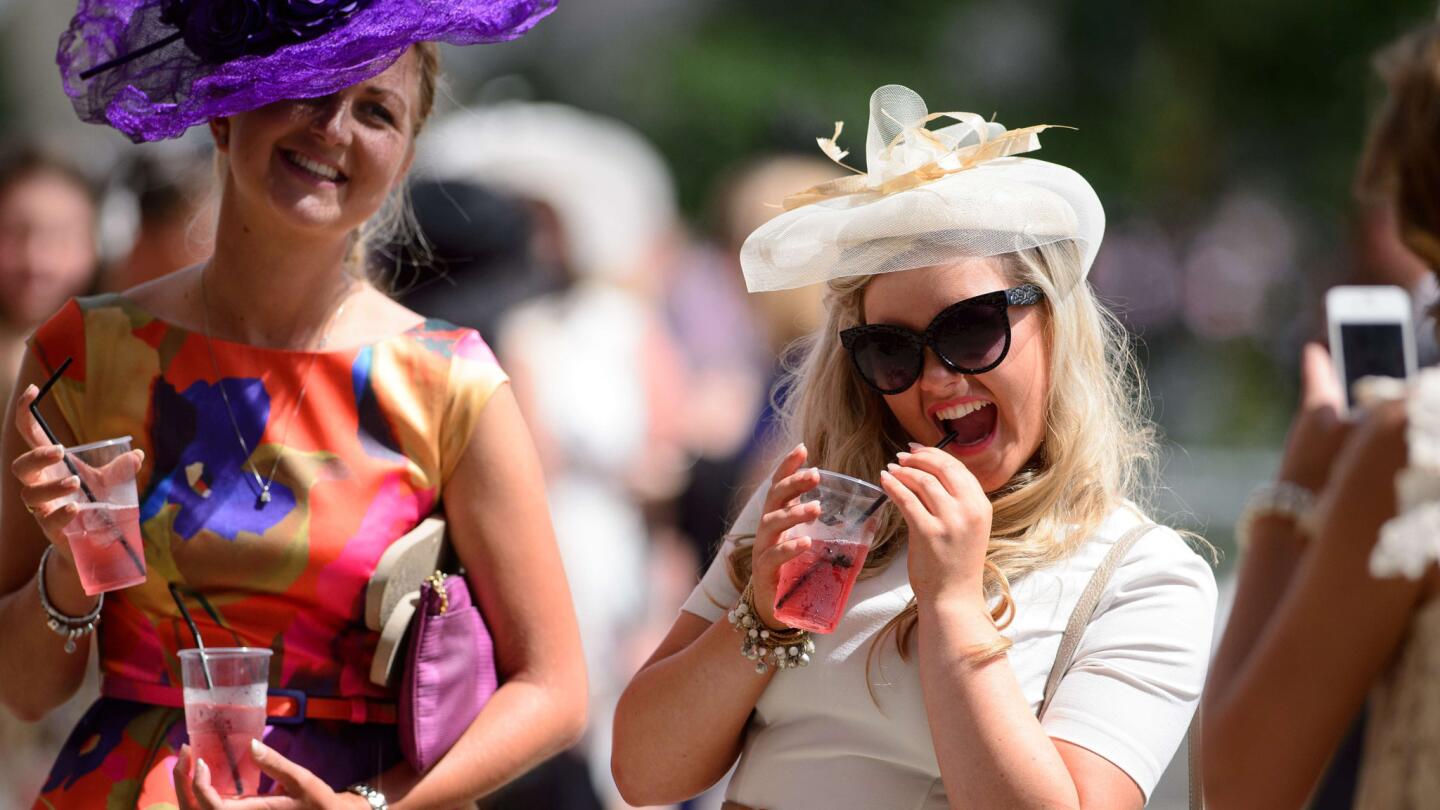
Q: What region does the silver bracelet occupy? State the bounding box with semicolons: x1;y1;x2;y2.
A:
1236;481;1316;552
346;783;388;809
37;545;103;654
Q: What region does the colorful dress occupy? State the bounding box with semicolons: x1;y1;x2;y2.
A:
26;294;507;809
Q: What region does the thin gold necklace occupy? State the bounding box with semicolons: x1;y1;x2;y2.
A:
199;268;354;507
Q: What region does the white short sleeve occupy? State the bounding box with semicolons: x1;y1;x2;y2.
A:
1039;526;1217;799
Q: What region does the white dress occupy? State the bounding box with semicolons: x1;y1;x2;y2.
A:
1353;368;1440;809
681;497;1217;809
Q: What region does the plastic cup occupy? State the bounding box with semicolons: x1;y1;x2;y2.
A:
180;648;272;797
55;436;146;595
773;470;887;634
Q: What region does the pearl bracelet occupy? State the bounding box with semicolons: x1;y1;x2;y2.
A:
728;582;814;674
37;545;103;654
1236;481;1316;552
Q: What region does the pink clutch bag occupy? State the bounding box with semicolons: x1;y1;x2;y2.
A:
365;517;499;774
398;571;499;773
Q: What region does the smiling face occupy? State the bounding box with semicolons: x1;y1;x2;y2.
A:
861;257;1051;493
212;48;421;239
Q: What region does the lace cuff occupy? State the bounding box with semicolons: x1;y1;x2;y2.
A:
1367;369;1440;579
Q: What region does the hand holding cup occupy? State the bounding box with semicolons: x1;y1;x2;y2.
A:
749;443;823;630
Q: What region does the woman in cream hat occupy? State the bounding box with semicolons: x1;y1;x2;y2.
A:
613;84;1216;809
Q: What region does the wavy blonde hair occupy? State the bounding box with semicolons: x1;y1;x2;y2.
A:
727;239;1158;665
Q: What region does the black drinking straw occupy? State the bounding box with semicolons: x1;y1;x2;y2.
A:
30;358;146;578
169;583;214;689
774;430;960;611
854;429;959;525
169;584;246;792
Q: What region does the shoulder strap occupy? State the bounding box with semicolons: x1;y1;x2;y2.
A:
1037;521;1155;720
1036;521;1204;810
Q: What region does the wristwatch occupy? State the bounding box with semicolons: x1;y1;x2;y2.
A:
346;783;388;810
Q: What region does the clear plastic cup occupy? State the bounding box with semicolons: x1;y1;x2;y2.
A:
180;648;272;797
55;436;146;595
773;470;887;634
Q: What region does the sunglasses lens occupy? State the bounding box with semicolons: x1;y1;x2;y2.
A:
933;302;1009;371
851;331;921;393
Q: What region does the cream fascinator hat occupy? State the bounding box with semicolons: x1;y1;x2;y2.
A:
740;84;1105;292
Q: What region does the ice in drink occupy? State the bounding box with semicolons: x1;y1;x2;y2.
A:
63;502;146;595
768;469;885;634
774;539;871;633
179;649;272;798
183;697;265;796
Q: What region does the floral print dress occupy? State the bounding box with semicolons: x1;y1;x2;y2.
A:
24;294;506;809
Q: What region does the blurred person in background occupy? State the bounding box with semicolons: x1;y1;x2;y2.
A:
0;147;99;408
423;101;689;809
615;85;1216;810
1;3;585;808
1202;20;1440;810
0;144;99;810
389;177;565;341
669;155;836;572
107;147;216;291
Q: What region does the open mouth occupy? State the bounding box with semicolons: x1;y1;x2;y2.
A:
934;400;998;448
280;149;347;184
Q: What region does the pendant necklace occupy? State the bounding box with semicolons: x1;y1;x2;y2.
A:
199;268;354;508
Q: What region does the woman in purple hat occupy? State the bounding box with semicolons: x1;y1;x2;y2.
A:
0;2;586;808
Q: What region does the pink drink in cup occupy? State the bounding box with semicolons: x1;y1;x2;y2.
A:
186;701;266;795
180;648;272;798
773;470;886;634
54;436;146;595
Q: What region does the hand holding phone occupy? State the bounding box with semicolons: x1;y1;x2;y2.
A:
1326;285;1418;416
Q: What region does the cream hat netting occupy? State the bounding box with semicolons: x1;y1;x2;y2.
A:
740;84;1105;292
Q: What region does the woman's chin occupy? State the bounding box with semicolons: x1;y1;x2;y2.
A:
266;196;353;236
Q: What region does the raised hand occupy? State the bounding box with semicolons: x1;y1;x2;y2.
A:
1277;342;1352;496
880;443;993;607
749;443;822;629
10;383;144;566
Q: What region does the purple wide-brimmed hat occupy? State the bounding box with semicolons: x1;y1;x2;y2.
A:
58;0;556;143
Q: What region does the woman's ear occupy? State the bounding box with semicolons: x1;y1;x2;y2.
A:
209;118;231;152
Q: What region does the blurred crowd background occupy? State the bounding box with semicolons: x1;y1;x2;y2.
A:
2;1;1438;808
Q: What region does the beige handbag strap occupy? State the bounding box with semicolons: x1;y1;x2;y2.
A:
1038;522;1154;718
1036;523;1204;810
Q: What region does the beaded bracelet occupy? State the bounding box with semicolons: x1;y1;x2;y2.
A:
727;582;814;674
1236;481;1316;552
346;783;388;809
37;545;103;654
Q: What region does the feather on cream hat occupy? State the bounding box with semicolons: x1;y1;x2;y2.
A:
740;84;1105;292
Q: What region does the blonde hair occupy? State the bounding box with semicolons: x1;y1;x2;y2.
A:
345;41;441;283
727;240;1158;666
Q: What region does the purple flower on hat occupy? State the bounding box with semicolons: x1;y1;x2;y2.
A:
269;0;366;43
177;0;270;63
58;0;558;142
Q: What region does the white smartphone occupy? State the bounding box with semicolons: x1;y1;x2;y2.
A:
1326;285;1418;415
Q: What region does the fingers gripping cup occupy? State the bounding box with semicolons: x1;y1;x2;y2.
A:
180;648;272;797
773;470;887;634
55;436;147;595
